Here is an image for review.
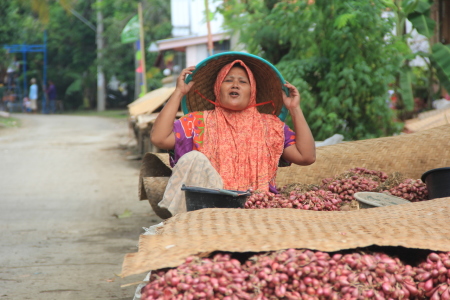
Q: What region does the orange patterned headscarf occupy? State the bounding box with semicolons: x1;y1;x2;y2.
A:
199;60;285;191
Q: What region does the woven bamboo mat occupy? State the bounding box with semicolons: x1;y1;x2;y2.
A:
404;110;450;132
418;106;450;120
121;197;450;277
139;152;172;201
276;124;450;186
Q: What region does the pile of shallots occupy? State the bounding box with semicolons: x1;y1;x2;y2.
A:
244;168;428;211
387;179;429;202
243;189;341;211
140;249;450;300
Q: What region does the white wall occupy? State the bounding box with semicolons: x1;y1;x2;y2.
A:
171;0;225;37
186;44;209;66
171;0;191;36
406;20;430;67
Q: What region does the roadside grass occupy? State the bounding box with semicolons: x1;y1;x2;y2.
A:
65;109;129;119
0;116;20;128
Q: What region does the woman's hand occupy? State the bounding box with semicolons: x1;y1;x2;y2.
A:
151;66;195;150
282;81;301;111
280;80;316;166
176;66;196;95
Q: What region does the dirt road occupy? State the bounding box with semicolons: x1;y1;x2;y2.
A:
0;114;162;300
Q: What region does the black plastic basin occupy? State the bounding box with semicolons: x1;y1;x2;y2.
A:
181;185;250;212
421;167;450;200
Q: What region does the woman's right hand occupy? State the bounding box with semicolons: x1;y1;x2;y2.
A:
176;66;196;95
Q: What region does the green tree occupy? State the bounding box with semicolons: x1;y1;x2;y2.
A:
1;0;97;109
46;1;97;109
102;0;172;94
221;0;402;140
0;0;41;73
220;0;291;64
18;0;72;24
2;0;172;110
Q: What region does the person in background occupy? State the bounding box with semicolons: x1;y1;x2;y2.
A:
6;56;20;91
29;78;38;114
56;98;64;113
0;82;5;111
22;96;31;113
4;88;16;113
46;80;57;114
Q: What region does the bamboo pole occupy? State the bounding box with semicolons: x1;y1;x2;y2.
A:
138;2;147;94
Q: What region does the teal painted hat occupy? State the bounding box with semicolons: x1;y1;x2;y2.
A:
182;51;288;121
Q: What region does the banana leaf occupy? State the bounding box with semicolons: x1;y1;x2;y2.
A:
431;43;450;95
413;0;431;14
402;0;419;15
399;68;414;111
379;0;397;11
65;78;82;96
408;12;435;38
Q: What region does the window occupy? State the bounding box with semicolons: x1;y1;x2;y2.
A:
214;40;230;54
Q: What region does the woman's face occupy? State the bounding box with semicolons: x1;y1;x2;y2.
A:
219;66;251;111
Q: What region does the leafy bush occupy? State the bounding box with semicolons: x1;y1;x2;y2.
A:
221;0;404;140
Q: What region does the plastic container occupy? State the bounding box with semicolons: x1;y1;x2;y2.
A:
181;185;251;212
354;192;410;209
421;167;450;200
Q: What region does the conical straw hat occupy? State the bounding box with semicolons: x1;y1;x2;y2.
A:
181;51;288;120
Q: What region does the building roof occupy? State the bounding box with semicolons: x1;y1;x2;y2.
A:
156;32;230;51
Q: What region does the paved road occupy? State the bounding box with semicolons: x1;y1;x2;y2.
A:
0;114;162;300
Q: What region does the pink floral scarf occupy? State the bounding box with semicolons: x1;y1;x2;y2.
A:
199;60;285;191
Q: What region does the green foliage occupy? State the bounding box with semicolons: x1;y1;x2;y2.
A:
0;0;41;72
407;0;435;39
219;0;292;64
385;0;450;117
411;66;431;100
398;67;414;111
402;0;420;14
221;0;403;140
431;43;450;96
66;109;129;119
102;0;172;90
412;0;432;14
0;116;20;128
43;1;97;109
1;0;171;110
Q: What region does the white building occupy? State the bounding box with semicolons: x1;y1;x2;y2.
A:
153;0;242;83
171;0;224;38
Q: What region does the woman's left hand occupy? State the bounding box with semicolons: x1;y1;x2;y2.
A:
280;81;316;166
282;81;301;110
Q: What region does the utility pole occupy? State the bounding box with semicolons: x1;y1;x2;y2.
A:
205;0;213;56
96;0;106;111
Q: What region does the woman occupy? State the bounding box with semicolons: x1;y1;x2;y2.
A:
151;53;315;216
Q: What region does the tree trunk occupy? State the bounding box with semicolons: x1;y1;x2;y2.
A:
96;0;105;111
